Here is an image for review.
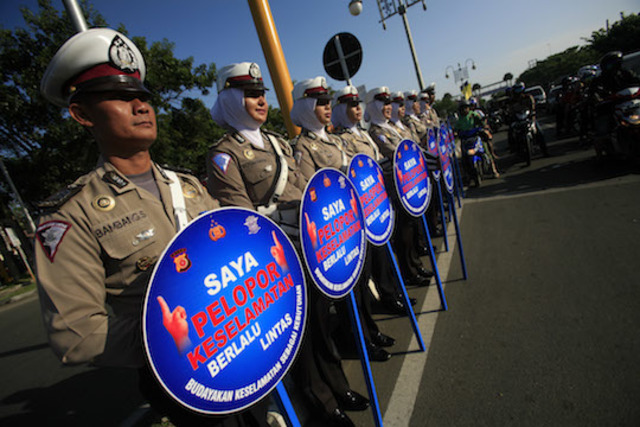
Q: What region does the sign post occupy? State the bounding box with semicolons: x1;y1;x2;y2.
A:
348;154;425;352
439;127;468;280
426;127;449;252
299;168;383;427
143;208;306;419
394;139;448;311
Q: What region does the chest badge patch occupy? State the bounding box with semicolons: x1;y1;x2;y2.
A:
182;182;197;199
92;195;116;212
36;220;71;262
244;149;255;160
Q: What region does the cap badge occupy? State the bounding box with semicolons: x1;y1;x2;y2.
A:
244;149;255;160
249;63;261;79
109;35;138;73
321;79;328;90
92;195;116;212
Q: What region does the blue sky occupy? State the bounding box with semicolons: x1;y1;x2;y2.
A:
2;0;638;108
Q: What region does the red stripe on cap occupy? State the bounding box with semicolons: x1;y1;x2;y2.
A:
69;63;140;88
339;93;358;101
228;75;262;83
305;86;328;96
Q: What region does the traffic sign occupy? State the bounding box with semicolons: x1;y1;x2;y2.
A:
322;32;363;82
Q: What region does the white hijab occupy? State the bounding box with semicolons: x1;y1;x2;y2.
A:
366;99;400;136
390;102;407;130
210;88;264;149
290;97;328;141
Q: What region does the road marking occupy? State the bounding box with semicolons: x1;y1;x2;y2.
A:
383;204;463;427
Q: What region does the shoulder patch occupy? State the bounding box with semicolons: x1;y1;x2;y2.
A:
36;220;72;262
213;153;232;174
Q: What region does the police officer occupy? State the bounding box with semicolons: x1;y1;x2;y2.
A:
390;91;418;141
290;77;349;179
35;29;254;426
402;90;427;144
365;87;403;160
208;65;362;426
207;62;306;233
331;85;380;160
333;86;417;316
419;83;441;130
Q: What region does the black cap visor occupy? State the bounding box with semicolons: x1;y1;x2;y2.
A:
69;74;152;102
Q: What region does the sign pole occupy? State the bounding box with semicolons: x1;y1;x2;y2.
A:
434;181;449;252
385;242;425;351
333;35;353;86
347;292;383;427
420;216;448;311
274;383;301;427
448;192;468;280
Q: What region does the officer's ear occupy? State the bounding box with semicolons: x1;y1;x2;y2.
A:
68;101;95;128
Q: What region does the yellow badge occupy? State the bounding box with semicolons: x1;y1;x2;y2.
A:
182;182;197;199
92;195;115;212
310;142;318;151
244;149;255;160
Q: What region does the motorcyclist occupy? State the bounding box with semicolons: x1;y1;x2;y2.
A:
454;100;499;185
469;97;499;159
508;82;549;157
588;51;640;158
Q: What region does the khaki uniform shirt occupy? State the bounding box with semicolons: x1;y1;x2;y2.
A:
403;114;427;143
420;104;440;129
35;161;218;367
333;127;380;161
368;123;402;160
292;130;348;181
206;130;306;209
390;121;417;143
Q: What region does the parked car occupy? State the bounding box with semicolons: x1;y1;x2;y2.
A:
525;85;547;112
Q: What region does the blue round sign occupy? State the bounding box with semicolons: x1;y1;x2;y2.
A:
439;124;455;194
348;154;395;246
393;139;432;217
426;127;441;181
300;168;367;298
143;208;307;415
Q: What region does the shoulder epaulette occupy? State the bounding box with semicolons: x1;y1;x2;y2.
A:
160;164;194;176
36;178;86;210
263;129;286;140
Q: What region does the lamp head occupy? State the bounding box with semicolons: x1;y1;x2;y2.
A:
349;0;363;16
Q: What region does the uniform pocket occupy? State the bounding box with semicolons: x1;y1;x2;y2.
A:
94;211;156;260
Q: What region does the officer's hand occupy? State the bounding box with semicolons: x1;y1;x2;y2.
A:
157;296;191;353
305;212;318;249
350;190;358;217
270;230;289;272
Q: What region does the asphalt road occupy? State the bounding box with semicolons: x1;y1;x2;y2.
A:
1;117;639;427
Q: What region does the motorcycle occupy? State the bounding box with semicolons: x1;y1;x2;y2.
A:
488;110;503;133
511;110;535;166
458;127;493;186
593;86;640;160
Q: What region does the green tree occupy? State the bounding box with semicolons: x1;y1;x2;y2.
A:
0;0;219;205
433;92;457;119
587;12;640;56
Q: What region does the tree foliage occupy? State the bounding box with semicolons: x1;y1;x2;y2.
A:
0;0;219;206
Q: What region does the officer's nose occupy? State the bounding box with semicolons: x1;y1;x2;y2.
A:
131;97;150;114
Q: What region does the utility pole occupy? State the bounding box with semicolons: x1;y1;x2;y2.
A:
247;0;299;137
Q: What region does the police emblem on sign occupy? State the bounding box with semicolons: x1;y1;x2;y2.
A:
109;35;138;73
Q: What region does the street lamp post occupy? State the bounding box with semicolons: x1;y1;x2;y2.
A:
349;0;427;91
445;58;476;84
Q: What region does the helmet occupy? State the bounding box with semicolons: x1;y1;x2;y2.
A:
469;97;478;107
458;99;471;110
600;51;623;74
512;82;525;95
